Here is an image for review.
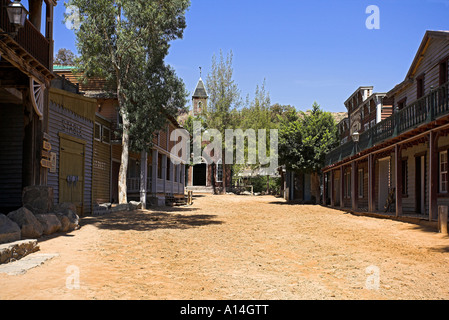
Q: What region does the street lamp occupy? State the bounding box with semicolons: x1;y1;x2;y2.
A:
2;0;29;37
352;131;360;154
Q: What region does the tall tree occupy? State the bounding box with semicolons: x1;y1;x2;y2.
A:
279;102;338;173
66;0;190;203
54;48;76;66
204;50;241;193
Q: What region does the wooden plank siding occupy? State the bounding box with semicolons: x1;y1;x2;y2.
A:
0;104;24;211
92;114;112;204
48;92;95;215
393;38;449;109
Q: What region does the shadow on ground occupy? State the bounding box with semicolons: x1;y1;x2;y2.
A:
80;205;224;232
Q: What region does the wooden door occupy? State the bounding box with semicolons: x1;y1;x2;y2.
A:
59;137;85;215
378;158;390;211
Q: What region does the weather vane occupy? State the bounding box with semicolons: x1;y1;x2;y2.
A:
199;66;202;78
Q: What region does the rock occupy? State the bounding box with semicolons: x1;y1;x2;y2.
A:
63;209;80;231
7;207;43;239
129;201;142;210
36;214;61;235
111;204;129;213
0;214;21;244
54;202;77;215
55;213;71;232
0;240;39;265
22;186;54;215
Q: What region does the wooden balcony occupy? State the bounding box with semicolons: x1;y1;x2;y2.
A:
325;81;449;167
0;0;50;71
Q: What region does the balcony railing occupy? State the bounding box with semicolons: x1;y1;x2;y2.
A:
0;0;50;70
325;81;449;167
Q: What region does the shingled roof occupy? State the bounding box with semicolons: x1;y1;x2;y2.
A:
192;78;208;99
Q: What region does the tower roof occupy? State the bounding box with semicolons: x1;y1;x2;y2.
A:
192;78;208;99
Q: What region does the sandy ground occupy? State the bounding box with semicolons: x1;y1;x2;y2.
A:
1;194;449;300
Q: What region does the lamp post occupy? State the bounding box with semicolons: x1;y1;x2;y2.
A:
1;0;29;37
352;131;360;154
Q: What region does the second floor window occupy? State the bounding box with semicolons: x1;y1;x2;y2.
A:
417;75;425;99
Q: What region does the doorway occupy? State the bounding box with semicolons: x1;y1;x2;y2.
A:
415;155;426;214
59;136;85;215
378;157;390;211
193;163;207;186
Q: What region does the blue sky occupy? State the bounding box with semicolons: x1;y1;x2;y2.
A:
51;0;449;113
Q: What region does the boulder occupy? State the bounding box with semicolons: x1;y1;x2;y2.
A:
129;201;142;210
54;202;77;215
22;186;54;215
0;214;21;244
36;214;61;235
7;207;43;239
55;213;71;232
111;203;130;213
63;209;79;231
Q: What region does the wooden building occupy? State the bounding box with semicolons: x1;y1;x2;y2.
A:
53;65;189;207
323;30;449;223
47;86;96;216
0;0;56;213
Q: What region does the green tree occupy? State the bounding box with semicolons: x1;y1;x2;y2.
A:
66;0;190;203
204;50;241;193
54;48;76;66
279;102;338;173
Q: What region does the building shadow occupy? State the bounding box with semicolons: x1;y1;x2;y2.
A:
80;206;224;232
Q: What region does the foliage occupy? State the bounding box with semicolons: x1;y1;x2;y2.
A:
279;102;338;173
66;0;190;203
54;48;76;66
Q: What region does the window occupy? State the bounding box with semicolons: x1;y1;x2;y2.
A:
94;123;101;141
397;98;407;111
402;159;408;196
102;126;111;144
358;169;364;198
217;162;223;182
417;75;425;99
440;151;448;193
440;59;448;86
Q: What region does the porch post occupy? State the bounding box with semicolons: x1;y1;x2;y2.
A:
429;131;438;221
330;170;335;207
323;172;327;205
340;166;344;208
395;144;403;217
351;161;358;211
368;154;375;212
140;151;148;209
152;149;158;194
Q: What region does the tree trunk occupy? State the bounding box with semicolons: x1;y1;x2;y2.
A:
118;110;130;204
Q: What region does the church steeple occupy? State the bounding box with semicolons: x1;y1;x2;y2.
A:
192;68;208;117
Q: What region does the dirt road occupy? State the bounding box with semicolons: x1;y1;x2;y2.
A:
1;194;449;300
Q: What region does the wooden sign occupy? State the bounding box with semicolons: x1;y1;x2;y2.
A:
41;150;51;159
40;158;52;169
50;152;57;173
43;141;51;151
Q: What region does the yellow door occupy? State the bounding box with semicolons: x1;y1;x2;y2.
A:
59;137;85;215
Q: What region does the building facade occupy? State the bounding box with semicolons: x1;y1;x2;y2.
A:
53;65;189;207
323;30;449;223
0;0;55;213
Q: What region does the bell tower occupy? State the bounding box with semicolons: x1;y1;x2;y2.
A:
192;67;208;117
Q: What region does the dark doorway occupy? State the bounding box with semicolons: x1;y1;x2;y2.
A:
193;163;207;186
415;155;426;214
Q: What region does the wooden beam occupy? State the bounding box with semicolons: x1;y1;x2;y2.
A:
395;144;403;217
429;131;438;221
